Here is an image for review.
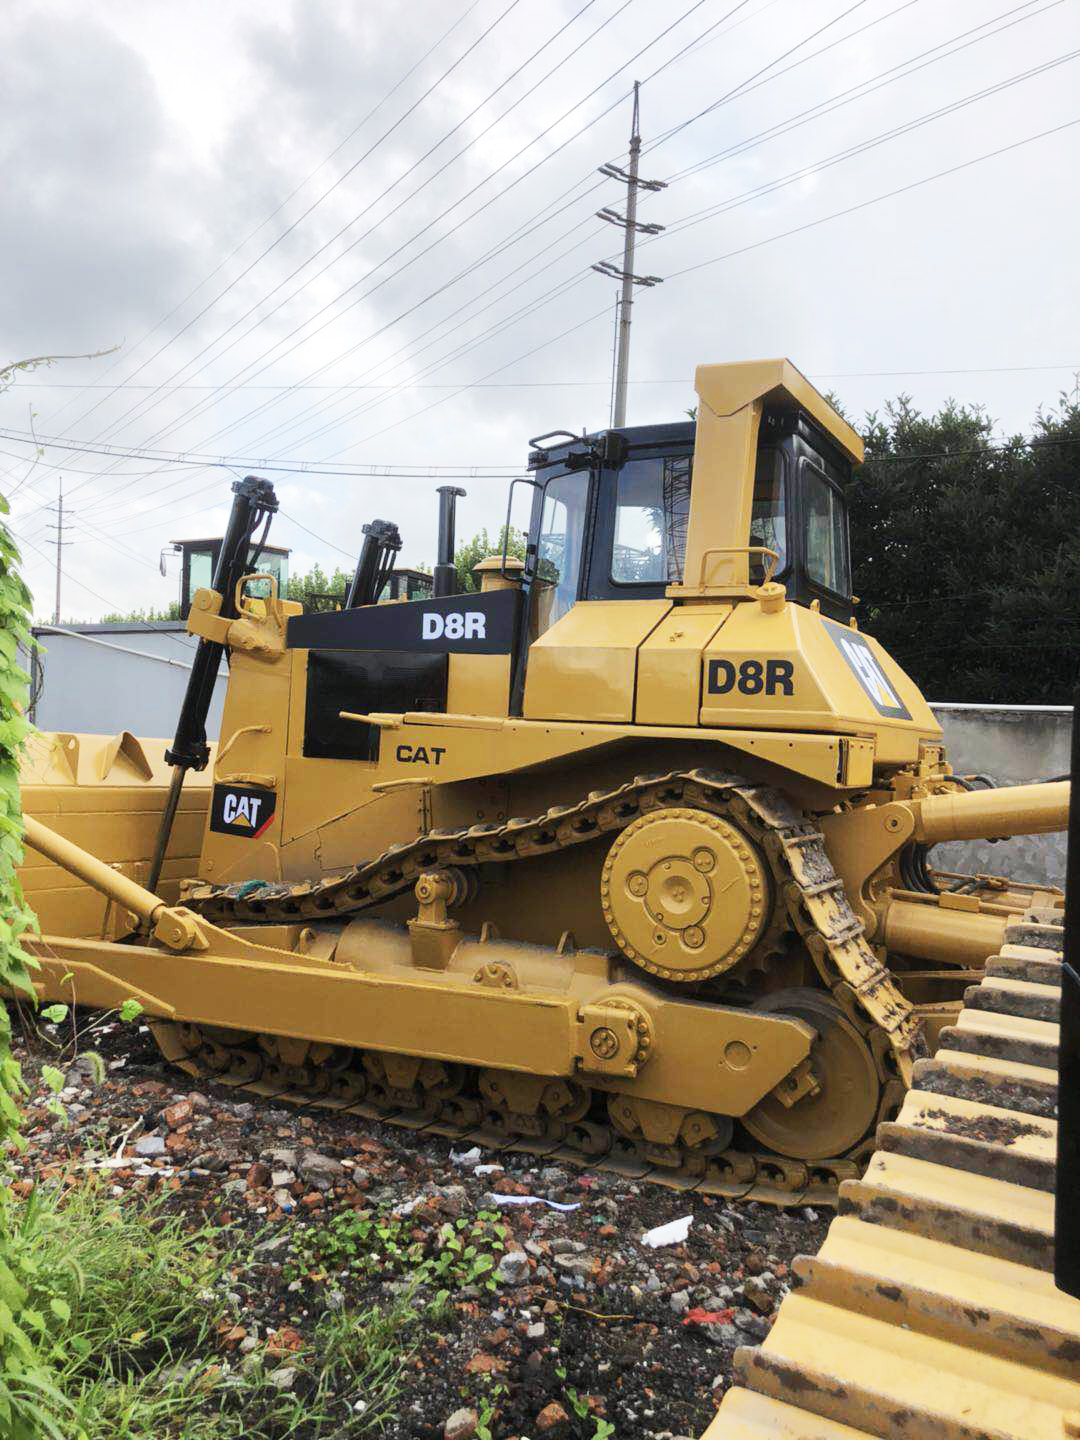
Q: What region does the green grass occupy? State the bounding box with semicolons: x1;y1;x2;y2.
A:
5;1178;415;1440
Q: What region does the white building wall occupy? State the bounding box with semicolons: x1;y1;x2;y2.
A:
28;624;225;741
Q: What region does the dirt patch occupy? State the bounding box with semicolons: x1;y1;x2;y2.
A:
919;1106;1044;1147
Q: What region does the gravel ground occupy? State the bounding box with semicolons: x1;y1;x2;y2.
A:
8;1013;830;1440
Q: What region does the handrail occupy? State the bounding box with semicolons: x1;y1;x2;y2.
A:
694;545;780;587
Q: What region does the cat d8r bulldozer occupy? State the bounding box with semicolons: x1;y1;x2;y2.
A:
15;358;1069;1206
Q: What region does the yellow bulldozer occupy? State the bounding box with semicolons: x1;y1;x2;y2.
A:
15;357;1069;1207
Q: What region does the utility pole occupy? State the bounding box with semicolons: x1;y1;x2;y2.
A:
592;82;666;428
54;479;63;624
43;479;71;624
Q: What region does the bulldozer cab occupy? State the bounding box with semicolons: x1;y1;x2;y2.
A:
523;360;858;658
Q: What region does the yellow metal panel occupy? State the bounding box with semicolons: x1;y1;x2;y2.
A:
699;600;938;761
19;734;211;937
853;1147;1056;1265
636;605;732;726
816;1214;1080;1346
882;898;1006;966
596;987;812;1115
695;358;864;461
200;645;294;879
26;939;578;1075
278;764;422;872
523;600;671;722
838;737;874;787
279;755;380;845
379;713;860;790
748;1292;1080;1437
702;1390;876;1440
679;360;862;595
711;921;1078;1440
446;652;510;717
20;731;213;791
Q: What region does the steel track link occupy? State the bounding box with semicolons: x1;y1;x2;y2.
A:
705;911;1080;1439
149;1020;870;1208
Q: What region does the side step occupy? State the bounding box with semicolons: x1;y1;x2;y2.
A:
703;914;1080;1440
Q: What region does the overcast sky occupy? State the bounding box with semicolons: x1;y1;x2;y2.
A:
2;0;1077;619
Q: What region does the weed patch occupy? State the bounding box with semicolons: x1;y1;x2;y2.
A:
285;1206;508;1299
10;1178;415;1439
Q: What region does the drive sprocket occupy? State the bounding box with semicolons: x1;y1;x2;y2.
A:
599;806;776;982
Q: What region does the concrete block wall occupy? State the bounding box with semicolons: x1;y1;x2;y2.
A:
930;704;1071;889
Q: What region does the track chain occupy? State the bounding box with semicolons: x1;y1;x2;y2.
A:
150;1020;891;1208
185;768;923;1062
158;772;923;1204
707;910;1075;1436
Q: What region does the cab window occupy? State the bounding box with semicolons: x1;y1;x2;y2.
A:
802;459;849;595
749;448;786;582
611;455;691;585
534;472;588;633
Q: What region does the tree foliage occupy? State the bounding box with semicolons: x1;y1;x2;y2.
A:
284;561;353;611
95;603;180;624
844;394;1080;704
454;526;526;594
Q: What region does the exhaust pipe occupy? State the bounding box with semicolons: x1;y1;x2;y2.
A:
432;486;466;598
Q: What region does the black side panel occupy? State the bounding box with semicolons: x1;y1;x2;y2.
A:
287;588;521;654
303;650;448;761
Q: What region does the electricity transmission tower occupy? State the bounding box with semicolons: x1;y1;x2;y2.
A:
592;81;666;427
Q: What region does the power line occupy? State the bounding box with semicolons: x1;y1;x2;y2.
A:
0;430;518;476
665;116;1080;283
76;0;718;489
279;512;364;560
262;57;1080;460
648;0;874;149
59;0;928;519
12;363;1080;390
38;0;487;436
79;0;848;513
16;529;185;636
26;116;1078;510
654;48;1080;246
163;0;908;468
83;0;609;453
41;1;1068;535
663;0;1064;184
22;39;1071;528
865;435;1080;462
309;116;1080;459
182;0;1051;467
47;0;526;445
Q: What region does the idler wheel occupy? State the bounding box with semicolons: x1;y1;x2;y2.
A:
600;807;772;981
741;988;880;1160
